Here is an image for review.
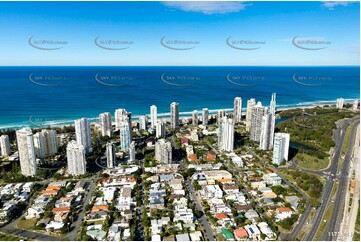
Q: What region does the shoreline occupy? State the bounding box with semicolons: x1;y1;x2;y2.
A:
0;99;358;131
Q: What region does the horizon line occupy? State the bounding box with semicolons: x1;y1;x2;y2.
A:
0;65;360;67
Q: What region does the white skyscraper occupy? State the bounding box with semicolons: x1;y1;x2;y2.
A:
170;102;179;129
16;128;37;176
336;98;344;109
250;102;269;142
129;141;136;163
138;116;147;130
259;113;275;150
150;105;157;128
156;122;166;138
120;117;131;151
270;93;276;116
33;132;46;158
41;129;58;156
353;100;359;111
0;135;11;157
115;108;132;131
155;139;172;163
246;98;256;131
33;130;58;158
217;110;226;123
272;133;290;165
202;108;209;126
75;118;92;154
234;97;242;122
218;117;235;152
115;109;127;130
106;142;116;168
99;112;112;137
192;110;198;125
67;140;86;175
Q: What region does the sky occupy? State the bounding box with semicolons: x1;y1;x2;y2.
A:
0;1;359;66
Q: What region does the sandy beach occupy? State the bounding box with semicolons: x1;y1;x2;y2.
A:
8;100;356;131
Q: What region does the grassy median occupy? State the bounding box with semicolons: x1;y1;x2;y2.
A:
314;203;335;240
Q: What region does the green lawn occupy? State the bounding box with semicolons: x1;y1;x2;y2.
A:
330;182;338;199
17;217;38;230
216;234;225;241
0;232;27;241
296;153;329;170
342;122;357;155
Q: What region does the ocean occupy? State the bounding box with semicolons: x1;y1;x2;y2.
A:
0;66;359;130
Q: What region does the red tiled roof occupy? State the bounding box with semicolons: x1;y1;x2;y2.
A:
187;154;198;162
277;207;293;213
92;205;109;211
215;213;228;220
43;189;58;195
234;227;248;237
181;137;189;144
52;207;71;213
47;185;62;190
206;153;216;161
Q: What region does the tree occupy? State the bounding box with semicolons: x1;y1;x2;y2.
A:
193;181;202;191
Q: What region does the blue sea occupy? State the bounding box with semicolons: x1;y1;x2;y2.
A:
0;66;359;130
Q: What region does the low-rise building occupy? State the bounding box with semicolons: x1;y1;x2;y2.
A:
203;170;232;183
285;196;300;209
263;173;282;186
245;224;261;240
257;222;276;239
234;227;248;241
201;185;223;198
275;207;293;221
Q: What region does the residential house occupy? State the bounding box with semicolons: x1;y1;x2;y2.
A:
275;207;293;221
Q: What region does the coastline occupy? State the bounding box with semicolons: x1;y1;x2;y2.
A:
0;99;358;131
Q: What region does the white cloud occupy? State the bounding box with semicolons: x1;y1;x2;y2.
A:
321;1;353;10
162;1;251;14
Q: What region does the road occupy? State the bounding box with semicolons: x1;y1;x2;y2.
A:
0;178;67;241
304;117;359;241
134;158;145;240
0;204;64;241
185;179;216;241
338;124;360;241
173;135;216;241
244;145;313;241
67;175;99;240
278;157;328;177
321;120;359;241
